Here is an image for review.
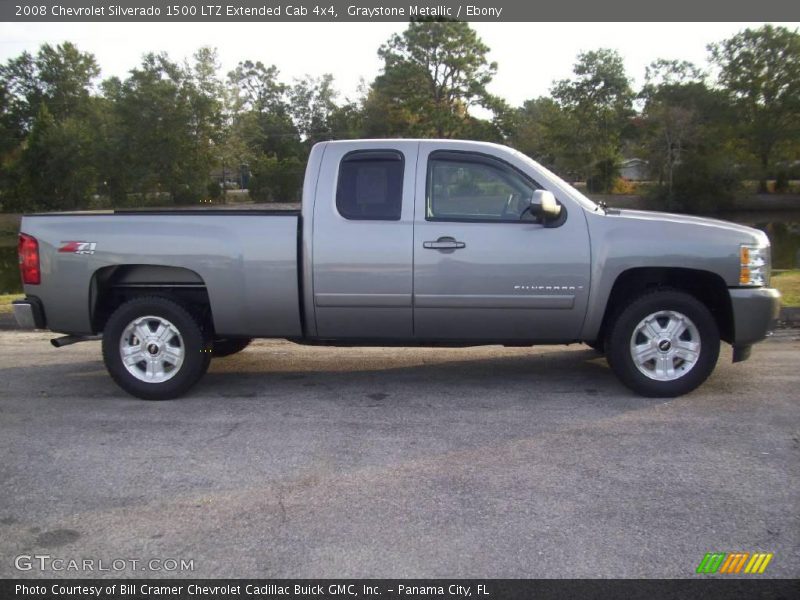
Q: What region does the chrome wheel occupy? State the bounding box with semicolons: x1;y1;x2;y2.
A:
629;310;701;381
119;315;185;384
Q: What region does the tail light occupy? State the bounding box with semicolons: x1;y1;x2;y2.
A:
19;233;40;285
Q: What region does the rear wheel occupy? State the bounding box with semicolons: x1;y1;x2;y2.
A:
605;289;720;397
102;297;211;400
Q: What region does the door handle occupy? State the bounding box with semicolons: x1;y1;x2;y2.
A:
423;237;466;250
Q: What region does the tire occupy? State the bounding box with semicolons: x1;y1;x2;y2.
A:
102;296;211;400
605;289;720;397
212;337;252;358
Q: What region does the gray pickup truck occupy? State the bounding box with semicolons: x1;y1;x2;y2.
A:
14;139;780;400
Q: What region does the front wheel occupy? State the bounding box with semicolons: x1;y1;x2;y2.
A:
102;297;211;400
605;289;720;397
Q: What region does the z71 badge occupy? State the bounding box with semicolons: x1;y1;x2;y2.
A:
58;241;97;255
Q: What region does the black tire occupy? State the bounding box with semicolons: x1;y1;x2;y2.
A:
212;337;252;358
102;296;211;400
605;289;720;397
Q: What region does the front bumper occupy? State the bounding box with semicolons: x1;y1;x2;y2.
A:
729;287;780;346
12;297;46;330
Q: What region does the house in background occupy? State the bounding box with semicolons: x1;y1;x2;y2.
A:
620;158;649;181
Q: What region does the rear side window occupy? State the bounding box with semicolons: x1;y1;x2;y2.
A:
336;150;404;220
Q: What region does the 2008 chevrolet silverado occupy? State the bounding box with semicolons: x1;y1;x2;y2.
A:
14;139;781;399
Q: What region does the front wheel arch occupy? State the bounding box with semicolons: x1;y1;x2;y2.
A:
595;267;734;347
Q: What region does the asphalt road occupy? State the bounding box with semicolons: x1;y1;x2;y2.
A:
0;330;798;578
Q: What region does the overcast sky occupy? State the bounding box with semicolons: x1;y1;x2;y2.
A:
1;22;798;106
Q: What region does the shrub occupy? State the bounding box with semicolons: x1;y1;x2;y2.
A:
586;158;620;194
610;177;637;195
248;156;304;202
774;170;790;193
207;180;221;200
652;154;741;213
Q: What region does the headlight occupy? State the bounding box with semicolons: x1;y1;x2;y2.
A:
740;244;770;286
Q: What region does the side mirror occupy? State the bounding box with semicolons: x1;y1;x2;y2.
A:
530;190;562;219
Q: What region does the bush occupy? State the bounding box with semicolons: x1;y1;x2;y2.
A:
774;170;790;193
171;182;208;205
610;177;637;195
652;154;741;213
207;180;221;200
586;158;620;194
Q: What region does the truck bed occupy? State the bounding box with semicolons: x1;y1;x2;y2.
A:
20;211;304;338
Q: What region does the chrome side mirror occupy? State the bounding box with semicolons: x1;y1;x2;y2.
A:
530;190;562;219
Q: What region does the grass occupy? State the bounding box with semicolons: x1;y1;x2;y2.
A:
773;270;800;308
0;213;21;236
0;293;23;313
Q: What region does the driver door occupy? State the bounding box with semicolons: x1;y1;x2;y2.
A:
412;145;591;341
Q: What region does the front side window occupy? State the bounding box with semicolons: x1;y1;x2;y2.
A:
336;151;404;220
427;153;541;222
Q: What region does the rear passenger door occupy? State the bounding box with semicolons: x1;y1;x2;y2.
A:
311;142;418;339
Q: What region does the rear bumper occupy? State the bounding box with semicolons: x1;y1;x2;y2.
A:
12;297;46;330
728;287;780;346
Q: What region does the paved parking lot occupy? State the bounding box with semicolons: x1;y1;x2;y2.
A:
1;330;798;578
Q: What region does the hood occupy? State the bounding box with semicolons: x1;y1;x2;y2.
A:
606;209;770;246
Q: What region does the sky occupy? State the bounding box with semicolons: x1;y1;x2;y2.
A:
1;22;798;107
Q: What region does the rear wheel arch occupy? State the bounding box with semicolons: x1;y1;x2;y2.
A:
91;265;214;335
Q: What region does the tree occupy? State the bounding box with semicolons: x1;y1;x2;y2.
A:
639;60;707;199
107;52;221;204
17;105;98;211
325;99;366;141
228;60;287;114
507;97;570;172
290;74;340;148
551;49;635;191
367;20;500;138
639;60;741;212
709;25;800;192
0;80;20;170
0;42;99;132
227;60;301;159
34;42;100;121
0;52;37;143
0;43;101;210
190;47;225;148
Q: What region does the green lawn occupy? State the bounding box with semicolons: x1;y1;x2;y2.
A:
773;270;800;307
0;213;21;236
0;293;23;313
